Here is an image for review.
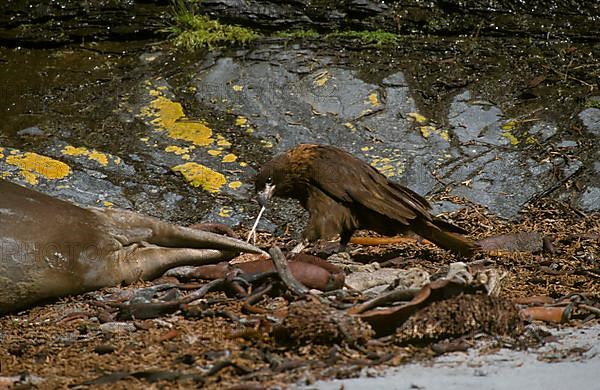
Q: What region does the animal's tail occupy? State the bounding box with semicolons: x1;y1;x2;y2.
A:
413;220;480;257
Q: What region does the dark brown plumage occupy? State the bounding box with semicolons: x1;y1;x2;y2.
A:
255;144;479;256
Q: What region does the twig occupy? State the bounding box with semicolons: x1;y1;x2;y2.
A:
242;284;273;314
579;304;600;317
110;278;227;320
268;246;309;296
348;287;421;315
246;205;266;244
181;278;227;304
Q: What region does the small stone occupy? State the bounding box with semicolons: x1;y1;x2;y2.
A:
579;186;600;212
556;140;578;148
94;344;116;354
99;322;136;334
17;126;45;137
579;107;600;136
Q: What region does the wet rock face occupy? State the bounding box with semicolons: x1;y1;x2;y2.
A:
1;1;599;228
3;37;597;228
194;48;438;200
2;0;598;47
198;0;600;37
579;107;600;137
0;0;168;45
200;0;385;31
192;44;599;220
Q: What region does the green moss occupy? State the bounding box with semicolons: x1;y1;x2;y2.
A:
584;98;600;109
167;1;400;51
167;0;261;51
327;30;399;46
274;28;400;47
275;29;321;39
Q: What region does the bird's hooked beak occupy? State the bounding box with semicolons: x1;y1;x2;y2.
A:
257;183;276;207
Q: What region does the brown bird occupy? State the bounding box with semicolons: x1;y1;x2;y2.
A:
255;144;479;256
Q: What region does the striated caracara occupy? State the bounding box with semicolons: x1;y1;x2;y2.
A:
255;144;479;257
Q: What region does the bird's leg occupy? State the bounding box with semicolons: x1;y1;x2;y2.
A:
339;230;352;252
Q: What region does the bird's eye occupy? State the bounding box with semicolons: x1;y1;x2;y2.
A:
265;177;273;184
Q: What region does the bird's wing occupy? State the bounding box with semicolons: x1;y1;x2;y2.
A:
308;146;432;226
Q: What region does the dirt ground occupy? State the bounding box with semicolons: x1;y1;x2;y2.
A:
0;199;598;389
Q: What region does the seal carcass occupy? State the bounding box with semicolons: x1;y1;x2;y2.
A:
0;179;263;314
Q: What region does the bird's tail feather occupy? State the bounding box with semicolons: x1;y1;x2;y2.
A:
431;217;468;234
414;222;480;257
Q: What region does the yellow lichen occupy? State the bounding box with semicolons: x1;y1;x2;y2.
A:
165;145;188;154
367;92;380;107
408;112;428;124
379;164;394;176
261;140;273;148
5;151;71;185
314;71;330;87
371;157;391;164
235;116;248;127
172;162;226;193
165;145;192;160
501;131;520;145
61;145;110;166
228;181;242;189
102;201;114;207
438;129;450;141
222;153;237;163
142;95;214;146
501;120;517;131
232;85;243;91
344;122;357;132
208;149;222;156
239;162;248;167
219;206;232;217
419;126;450;141
370;156;404;178
216;135;232;147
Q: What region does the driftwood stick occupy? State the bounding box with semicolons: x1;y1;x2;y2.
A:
181;278;227;304
348;287;421;315
579;304;600;317
110;278;227;320
268;246;309;296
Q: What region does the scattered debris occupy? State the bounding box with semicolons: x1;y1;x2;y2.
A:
395;293;523;344
0;201;598;388
274;298;373;346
